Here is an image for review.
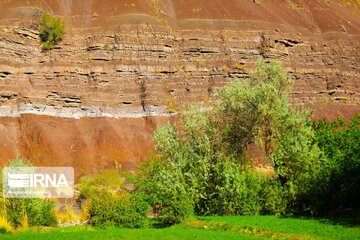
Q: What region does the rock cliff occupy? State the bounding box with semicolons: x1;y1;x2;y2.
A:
0;0;359;177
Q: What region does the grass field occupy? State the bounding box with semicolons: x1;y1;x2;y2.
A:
1;216;359;240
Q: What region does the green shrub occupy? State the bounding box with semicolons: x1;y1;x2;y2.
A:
0;157;57;228
158;196;193;226
79;170;149;228
88;191;148;228
136;114;282;221
260;179;287;215
307;114;360;214
134;156;194;226
201;163;264;216
79;170;125;199
6;198;56;228
38;13;65;50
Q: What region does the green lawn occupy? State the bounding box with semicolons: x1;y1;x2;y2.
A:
1;216;359;240
0;226;256;240
195;216;360;240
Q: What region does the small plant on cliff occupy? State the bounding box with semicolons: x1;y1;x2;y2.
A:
38;13;65;50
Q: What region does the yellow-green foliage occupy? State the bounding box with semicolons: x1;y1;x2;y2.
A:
232;63;243;70
286;0;301;10
149;0;172;32
336;0;360;8
55;207;79;224
150;0;159;13
0;197;13;233
166;98;186;114
0;216;13;234
192;8;202;13
79;199;91;222
20;212;28;229
38;13;65;50
167;99;178;113
333;0;360;7
222;65;229;72
193;59;205;68
78;170;125;199
78;171;149;228
0;197;6;217
342;0;360;7
92;11;99;18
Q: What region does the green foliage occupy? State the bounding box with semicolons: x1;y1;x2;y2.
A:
38;13;65;50
0;157;57;228
260;179;287;215
88;191;149;228
78;170;149;228
217;59;323;213
204;165;264;216
135;58;324;222
78;170;125;199
217;58;294;157
158;196;193;226
219;59;323;190
134;156;194;226
308;114;360;213
6;198;56;228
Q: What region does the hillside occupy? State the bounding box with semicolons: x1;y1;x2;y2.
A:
0;0;359;177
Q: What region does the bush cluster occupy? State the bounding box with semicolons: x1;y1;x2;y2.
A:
306;115;360;214
6;198;56;228
0;158;57;230
132;59;318;225
38;13;65;50
78;170;149;228
87;191;148;228
133;59;358;224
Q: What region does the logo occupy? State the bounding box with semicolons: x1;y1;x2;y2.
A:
3;167;74;198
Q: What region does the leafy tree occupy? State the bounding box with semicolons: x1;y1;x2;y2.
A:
216;59;324;212
135;58;320;222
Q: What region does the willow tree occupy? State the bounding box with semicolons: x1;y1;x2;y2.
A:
139;58;324;221
217;58;323;204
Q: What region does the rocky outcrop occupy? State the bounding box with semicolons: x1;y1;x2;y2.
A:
0;0;359;175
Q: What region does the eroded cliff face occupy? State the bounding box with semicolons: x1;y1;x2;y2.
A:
0;0;359;177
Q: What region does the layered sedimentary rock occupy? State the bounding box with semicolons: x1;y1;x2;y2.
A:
0;0;359;177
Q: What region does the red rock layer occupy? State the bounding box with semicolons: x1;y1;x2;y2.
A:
0;114;175;178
